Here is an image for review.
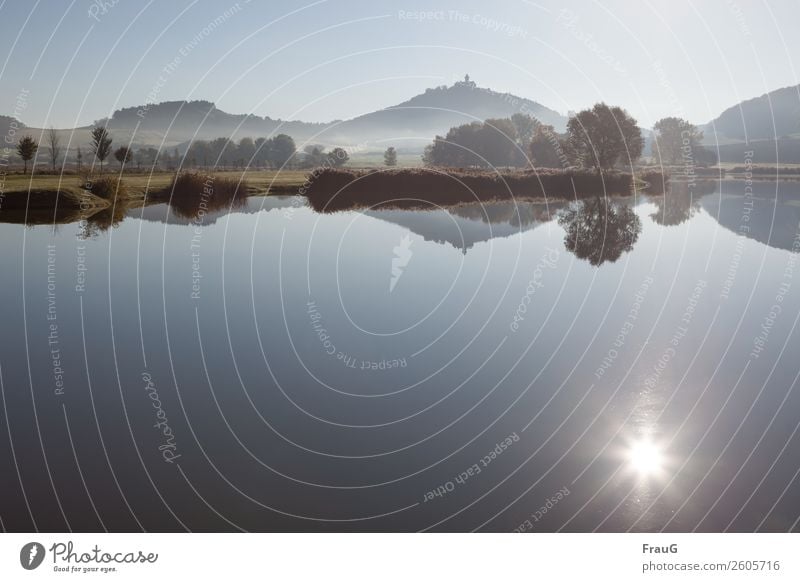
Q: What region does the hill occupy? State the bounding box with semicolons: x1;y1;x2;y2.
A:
0;115;24;138
325;76;567;143
706;84;800;141
103;100;335;145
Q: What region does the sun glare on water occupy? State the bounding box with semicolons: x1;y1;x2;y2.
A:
628;440;665;477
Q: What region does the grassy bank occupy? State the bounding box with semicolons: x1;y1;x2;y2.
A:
303;168;666;212
0;169;307;210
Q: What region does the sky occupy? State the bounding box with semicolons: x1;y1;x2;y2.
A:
1;0;798;129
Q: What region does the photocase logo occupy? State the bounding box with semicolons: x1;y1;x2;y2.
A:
19;542;45;570
389;235;413;292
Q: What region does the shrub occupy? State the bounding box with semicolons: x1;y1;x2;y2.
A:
83;176;128;200
159;171;248;199
156;172;249;219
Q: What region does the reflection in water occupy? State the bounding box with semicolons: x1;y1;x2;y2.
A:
557;197;642;266
4;180;798;261
648;183;701;226
78;203;129;238
365;201;560;253
701;180;800;251
646;180;718;227
165;187;249;220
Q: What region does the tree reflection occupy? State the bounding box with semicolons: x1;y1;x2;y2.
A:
79;203;128;238
558;197;641;266
647;181;715;226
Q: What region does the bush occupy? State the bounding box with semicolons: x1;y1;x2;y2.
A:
83;176;128;200
155;172;249;219
159;171;248;199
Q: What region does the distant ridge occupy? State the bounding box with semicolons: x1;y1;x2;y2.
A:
706;84;800;141
103;99;334;145
1;79;566;151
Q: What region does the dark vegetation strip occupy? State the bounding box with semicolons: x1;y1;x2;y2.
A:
303;168;667;212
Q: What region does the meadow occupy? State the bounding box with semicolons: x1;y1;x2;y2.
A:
1;169;307;209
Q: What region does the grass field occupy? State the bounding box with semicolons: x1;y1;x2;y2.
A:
2;170;307;197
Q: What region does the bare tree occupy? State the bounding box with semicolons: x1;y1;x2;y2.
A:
46;127;62;171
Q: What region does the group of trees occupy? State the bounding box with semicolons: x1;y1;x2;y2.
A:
15;125;121;174
185;134;296;169
300;144;350;169
422;104;716;171
14;129;305;173
17;127;71;174
422;116;525;168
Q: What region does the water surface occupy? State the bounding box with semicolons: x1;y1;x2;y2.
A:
1;179;799;532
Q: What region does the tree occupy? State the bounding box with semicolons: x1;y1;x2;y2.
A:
566;103;643;171
653;117;703;166
303;145;327;168
327;147;349;167
510;113;537;148
114;146;132;169
46;127;62;171
384;146;398;166
90;125;112;173
237;137;255;168
16;135;37;174
694;145;718;167
136;147;159;170
254;137;267;167
208;137;229;167
187;140;211;169
529;124;567;168
267;134;295;168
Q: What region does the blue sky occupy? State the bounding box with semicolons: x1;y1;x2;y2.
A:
1;0;798;128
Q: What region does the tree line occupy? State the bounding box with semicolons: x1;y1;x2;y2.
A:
13;127;413;173
15;126;137;175
12;127;310;174
422;105;717;171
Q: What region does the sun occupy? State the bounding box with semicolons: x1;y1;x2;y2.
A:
628;439;664;476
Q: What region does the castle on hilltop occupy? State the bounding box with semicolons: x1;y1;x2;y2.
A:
455;74;477;88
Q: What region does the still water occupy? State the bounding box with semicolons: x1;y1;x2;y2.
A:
1;179;799;532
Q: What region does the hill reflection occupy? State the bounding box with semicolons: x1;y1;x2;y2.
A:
3;180;800;262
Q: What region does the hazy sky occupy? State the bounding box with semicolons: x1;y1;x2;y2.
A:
1;0;798;128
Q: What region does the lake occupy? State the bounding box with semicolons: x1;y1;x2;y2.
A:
1;179;799;532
